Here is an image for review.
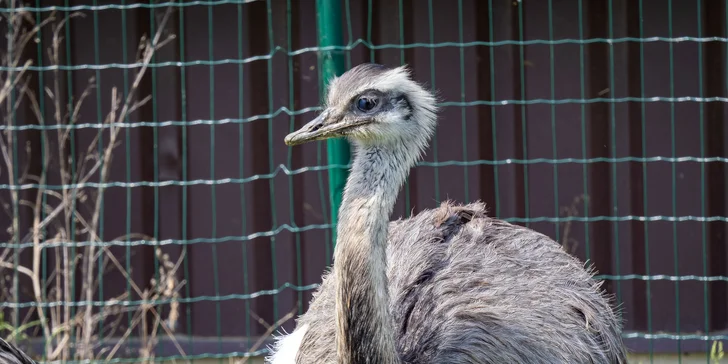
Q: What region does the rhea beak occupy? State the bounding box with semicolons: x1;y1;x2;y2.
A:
284;112;329;146
284;109;371;146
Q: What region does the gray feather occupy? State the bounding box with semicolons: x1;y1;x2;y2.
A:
0;338;35;364
291;201;627;364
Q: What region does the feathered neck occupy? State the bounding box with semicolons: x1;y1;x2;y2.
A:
333;138;420;364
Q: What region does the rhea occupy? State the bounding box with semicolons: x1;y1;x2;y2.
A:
268;63;627;363
0;337;36;364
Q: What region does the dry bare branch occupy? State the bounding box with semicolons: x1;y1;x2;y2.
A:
0;1;183;361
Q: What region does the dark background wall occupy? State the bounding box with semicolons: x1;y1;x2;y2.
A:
0;0;726;358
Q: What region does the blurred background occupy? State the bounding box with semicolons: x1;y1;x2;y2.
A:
0;0;726;362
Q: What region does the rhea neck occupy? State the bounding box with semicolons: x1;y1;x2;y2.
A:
333;135;422;364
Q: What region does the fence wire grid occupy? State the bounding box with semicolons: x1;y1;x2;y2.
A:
0;0;727;362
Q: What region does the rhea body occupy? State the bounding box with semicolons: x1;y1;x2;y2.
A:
0;338;36;364
268;63;626;363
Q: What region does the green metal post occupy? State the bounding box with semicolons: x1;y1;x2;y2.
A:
316;0;350;245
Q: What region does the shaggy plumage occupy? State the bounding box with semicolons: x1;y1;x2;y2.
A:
284;201;627;363
270;62;627;364
0;338;35;364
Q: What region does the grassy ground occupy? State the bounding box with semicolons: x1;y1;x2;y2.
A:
628;353;715;364
157;354;714;364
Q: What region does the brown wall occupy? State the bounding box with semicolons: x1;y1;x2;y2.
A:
0;0;726;358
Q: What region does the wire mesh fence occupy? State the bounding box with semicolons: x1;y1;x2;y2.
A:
0;0;726;362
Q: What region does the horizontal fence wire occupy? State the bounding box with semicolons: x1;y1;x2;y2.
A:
1;157;728;190
3;39;728;72
2;273;728;309
3;97;728;131
0;0;726;362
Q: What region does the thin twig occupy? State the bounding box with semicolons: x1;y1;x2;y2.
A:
1;2;180;360
239;308;298;364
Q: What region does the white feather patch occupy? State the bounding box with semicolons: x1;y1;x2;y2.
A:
266;324;308;364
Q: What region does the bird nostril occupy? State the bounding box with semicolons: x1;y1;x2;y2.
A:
311;123;322;132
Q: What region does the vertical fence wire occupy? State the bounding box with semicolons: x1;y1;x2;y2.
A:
64;0;79;350
6;0;20;336
515;1;528;229
236;0;251;353
32;0;49;354
487;0;500;219
456;0;469;204
317;0;349;246
286;0;304;318
398;0;411;217
91;0;105;337
206;1;222;356
427;0;440;204
667;0;682;360
547;0;559;243
177;2;196;359
637;0;653;359
607;0;622;306
265;0;280;334
696;0;709;359
577;0;593;270
120;0;133;340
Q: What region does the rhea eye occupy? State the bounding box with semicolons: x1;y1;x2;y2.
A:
356;97;377;112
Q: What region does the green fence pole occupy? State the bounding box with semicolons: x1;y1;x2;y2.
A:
316;0;350;246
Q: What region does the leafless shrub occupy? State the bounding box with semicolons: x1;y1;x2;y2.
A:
0;1;185;361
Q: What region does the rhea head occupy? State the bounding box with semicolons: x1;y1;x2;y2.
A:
285;63;438;155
